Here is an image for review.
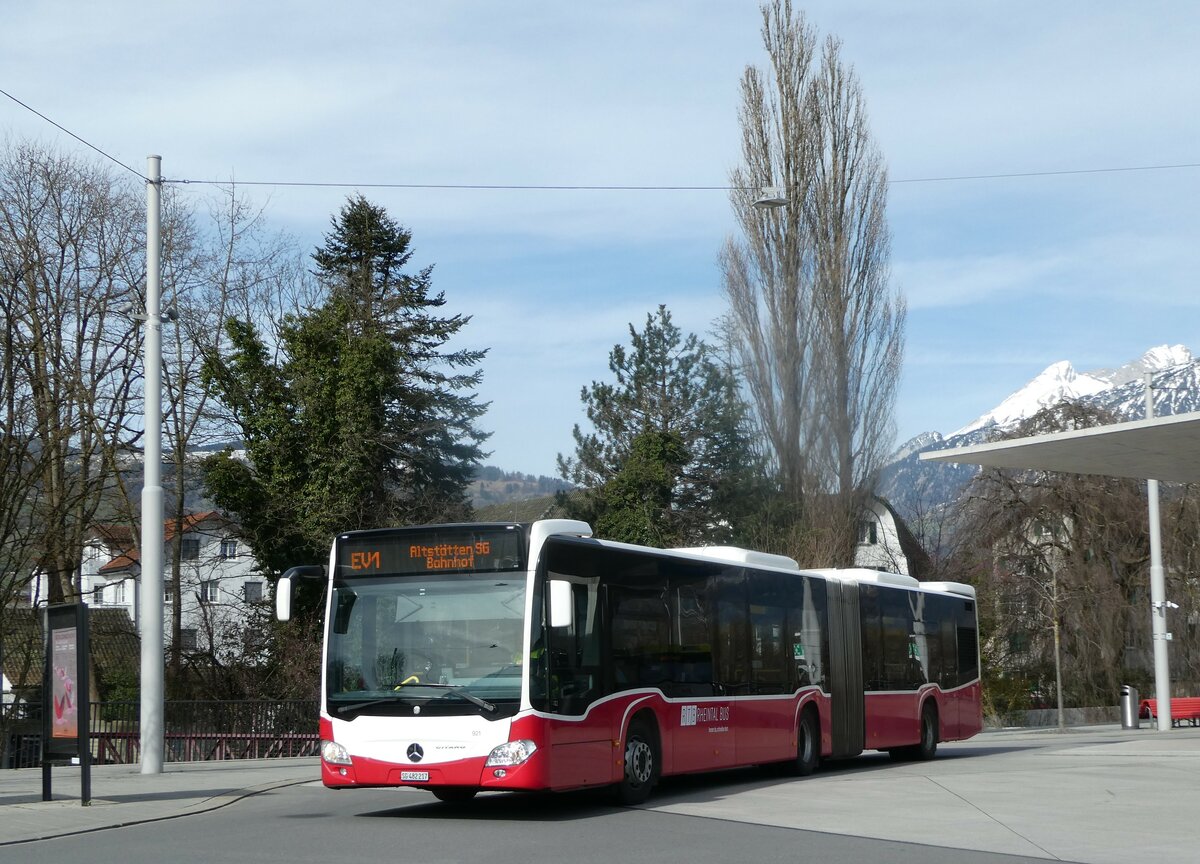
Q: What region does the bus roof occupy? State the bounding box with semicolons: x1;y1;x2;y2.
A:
670;545;801;571
811;568;977;599
810;568;920;589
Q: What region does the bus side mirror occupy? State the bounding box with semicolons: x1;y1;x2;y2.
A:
276;576;294;622
549;580;572;628
275;565;325;622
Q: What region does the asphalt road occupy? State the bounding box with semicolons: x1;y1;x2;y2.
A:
1;777;1059;864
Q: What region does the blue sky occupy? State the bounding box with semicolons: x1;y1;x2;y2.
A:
4;1;1199;478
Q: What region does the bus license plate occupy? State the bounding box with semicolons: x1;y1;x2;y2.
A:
401;771;429;782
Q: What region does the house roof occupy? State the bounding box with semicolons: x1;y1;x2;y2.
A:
99;511;226;575
874;497;934;581
88;524;134;546
1;607;139;693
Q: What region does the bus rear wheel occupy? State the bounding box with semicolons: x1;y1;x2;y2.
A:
786;709;820;776
913;704;939;760
890;703;938;762
615;719;658;806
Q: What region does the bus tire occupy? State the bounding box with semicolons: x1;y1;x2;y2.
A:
787;708;820;776
913;703;938;761
615;718;658;806
432;787;478;803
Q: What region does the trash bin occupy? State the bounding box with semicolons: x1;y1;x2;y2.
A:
1120;684;1139;729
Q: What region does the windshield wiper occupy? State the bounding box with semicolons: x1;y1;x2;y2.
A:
333;696;406;715
334;683;496;715
406;683;496;713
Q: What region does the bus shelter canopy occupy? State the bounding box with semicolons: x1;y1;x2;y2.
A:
919;411;1200;483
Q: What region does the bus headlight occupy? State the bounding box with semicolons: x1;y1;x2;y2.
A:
321;739;352;766
485;739;537;767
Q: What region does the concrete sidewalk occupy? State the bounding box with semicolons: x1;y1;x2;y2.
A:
648;724;1200;864
0;757;319;846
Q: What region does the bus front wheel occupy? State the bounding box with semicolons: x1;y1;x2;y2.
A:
615;719;658;806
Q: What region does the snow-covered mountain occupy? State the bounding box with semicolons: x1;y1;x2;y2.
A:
951;361;1110;438
880;345;1199;514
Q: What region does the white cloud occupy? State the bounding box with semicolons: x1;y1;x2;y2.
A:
4;0;1199;473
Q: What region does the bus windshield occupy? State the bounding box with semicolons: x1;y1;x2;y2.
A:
326;574;527;717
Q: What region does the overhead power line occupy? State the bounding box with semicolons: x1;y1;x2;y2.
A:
890;163;1200;184
3;86;1198;192
0;87;146;181
170;162;1200;191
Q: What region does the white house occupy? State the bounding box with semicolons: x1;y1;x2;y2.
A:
30;511;265;658
853;497;931;578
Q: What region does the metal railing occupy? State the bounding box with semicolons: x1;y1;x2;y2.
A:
2;700;320;769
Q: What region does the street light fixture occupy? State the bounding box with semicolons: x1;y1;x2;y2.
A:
752;186;788;210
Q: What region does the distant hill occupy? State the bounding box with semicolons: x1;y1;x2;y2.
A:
473;494;568;523
468;466;573;510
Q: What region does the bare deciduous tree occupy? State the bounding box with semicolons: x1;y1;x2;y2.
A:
0;141;143;607
721;0;904;565
159;184;299;683
959;404;1153;714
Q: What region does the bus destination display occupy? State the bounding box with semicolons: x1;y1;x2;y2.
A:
337;526;524;576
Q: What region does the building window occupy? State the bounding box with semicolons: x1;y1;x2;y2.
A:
200;579;219;603
179;629;197;652
164;579;175;603
244;581;263;604
181;538;200;561
858;520;878;545
219;539;238;559
109;580;126;605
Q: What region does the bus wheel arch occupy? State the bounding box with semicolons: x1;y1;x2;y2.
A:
891;699;939;762
615;711;660;805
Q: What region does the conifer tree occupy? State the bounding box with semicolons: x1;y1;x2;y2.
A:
203;196;488;573
558;305;762;546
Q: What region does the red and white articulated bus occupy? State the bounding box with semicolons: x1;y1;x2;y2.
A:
276;519;981;804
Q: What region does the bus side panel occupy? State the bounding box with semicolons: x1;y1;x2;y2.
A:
670;698;739;771
733;697;798;765
826;581;864;758
864;691;922;750
521;705;618;790
941;680;983;741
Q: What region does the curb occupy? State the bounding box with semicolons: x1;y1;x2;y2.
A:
0;777;313;847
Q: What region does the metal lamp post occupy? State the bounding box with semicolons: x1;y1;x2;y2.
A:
1144;374;1173;731
139;155;164;773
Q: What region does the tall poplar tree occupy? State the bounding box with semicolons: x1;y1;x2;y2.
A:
721;0;904;565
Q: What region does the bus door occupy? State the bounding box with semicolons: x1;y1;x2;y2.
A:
665;569;728;773
739;571;794;763
826;580;864;758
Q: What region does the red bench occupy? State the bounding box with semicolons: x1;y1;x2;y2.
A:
1139;697;1200;727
